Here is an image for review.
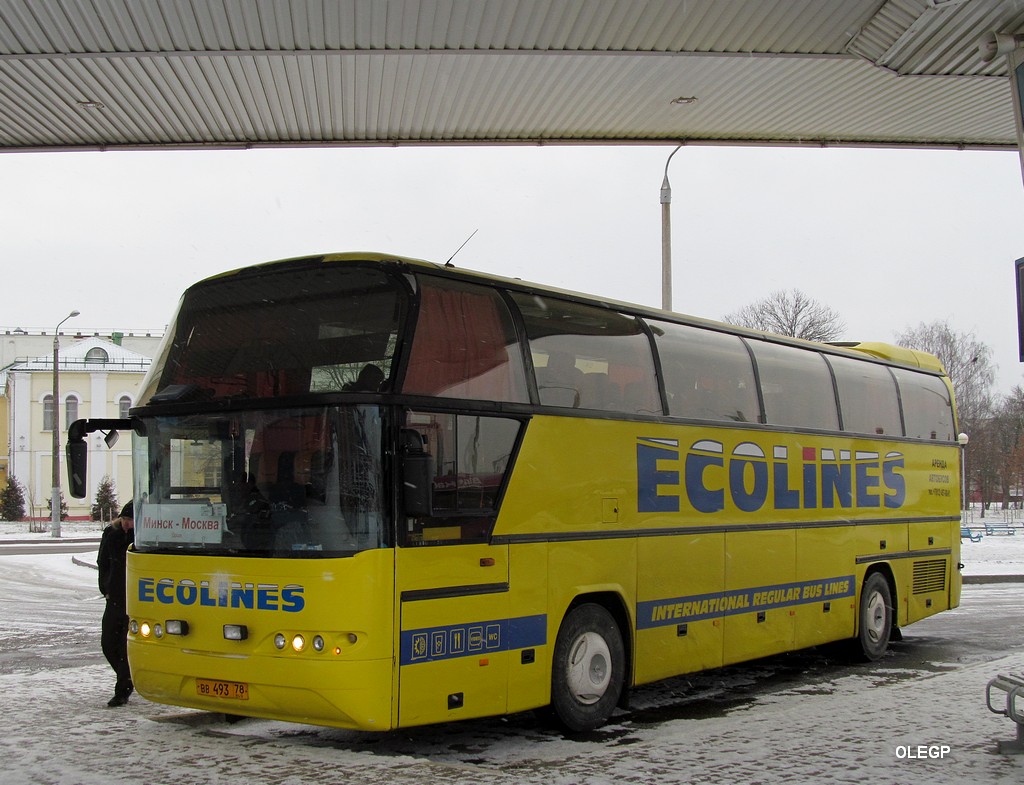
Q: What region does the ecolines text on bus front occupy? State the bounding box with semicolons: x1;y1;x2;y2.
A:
136;577;305;612
637;437;906;514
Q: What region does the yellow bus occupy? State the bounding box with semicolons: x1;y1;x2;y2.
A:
69;252;961;732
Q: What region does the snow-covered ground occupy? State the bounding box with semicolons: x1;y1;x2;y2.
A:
1;515;1023;784
0;518;107;538
958;513;1024;578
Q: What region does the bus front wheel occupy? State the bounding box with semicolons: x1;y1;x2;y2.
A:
550;603;625;732
856;572;893;661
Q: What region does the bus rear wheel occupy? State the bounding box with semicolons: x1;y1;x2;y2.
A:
856;572;893;661
551;603;625;732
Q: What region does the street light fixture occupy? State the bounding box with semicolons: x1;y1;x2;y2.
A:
51;309;80;538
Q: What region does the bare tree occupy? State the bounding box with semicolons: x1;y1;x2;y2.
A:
983;387;1024;510
894;321;994;430
724;289;845;342
895;320;996;515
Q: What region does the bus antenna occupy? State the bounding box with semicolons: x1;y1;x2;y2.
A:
445;229;478;267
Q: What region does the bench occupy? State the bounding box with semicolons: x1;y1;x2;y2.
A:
986;674;1024;754
985;523;1017;536
960;527;982;542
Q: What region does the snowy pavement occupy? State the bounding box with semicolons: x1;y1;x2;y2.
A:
1;645;1023;785
1;566;1022;785
1;518;1023;784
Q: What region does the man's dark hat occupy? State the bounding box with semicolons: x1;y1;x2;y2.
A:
119;501;133;519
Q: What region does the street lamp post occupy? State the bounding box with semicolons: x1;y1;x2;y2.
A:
958;432;970;521
660;144;683;312
51;309;80;538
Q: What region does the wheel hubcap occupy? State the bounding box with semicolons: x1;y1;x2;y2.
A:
865;590;887;644
565;631;612;705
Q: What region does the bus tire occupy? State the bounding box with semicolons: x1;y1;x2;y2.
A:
550;603;625;732
856;572;893;661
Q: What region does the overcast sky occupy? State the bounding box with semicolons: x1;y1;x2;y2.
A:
2;143;1023;394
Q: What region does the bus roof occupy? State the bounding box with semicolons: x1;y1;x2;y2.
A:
197;251;948;378
828;342;946;375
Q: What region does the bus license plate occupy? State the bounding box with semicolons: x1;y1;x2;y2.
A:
196;678;249;701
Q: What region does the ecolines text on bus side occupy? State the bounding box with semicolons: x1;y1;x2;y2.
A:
637;437;906;514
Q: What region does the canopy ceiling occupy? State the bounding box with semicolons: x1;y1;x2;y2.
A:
2;0;1024;152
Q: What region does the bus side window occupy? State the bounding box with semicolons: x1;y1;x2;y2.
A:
512;292;661;415
826;354;903;437
402;277;529;403
891;368;955;441
401;411;522;546
748;342;839;431
651;321;759;423
535;351;584;407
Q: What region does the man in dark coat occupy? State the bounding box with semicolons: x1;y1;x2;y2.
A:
98;500;134;707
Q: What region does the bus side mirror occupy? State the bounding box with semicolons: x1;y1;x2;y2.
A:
401;429;434;517
65;417;139;499
67;420;88;499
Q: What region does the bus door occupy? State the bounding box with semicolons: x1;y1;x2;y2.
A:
394;412;521;728
395;542;510;727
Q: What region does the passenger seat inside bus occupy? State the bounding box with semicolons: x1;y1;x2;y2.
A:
536;351;583;407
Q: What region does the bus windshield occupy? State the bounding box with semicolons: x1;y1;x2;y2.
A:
132;405;386;557
139;263;405;404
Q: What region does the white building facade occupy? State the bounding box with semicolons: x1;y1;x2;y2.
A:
5;336;154;519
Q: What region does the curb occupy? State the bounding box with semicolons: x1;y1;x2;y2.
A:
72;554;98;571
0;538;102;546
962;574;1024;584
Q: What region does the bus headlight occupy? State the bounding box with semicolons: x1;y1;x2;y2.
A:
273;632;327;653
223;624;248;641
140;622;152;638
129;620;139;635
165;619;189;636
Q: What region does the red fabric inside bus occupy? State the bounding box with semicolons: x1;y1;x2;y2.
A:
403;282;526;401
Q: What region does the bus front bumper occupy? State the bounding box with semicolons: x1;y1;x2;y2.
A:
129;643;395;731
